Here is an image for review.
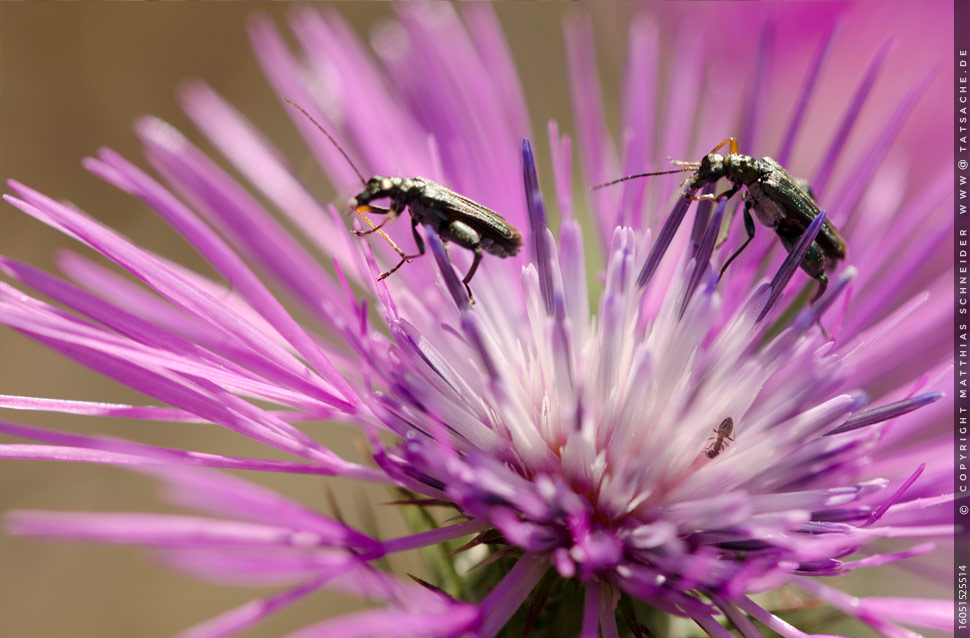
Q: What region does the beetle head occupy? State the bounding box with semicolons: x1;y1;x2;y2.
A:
348;176;427;212
349;177;387;210
691;153;726;189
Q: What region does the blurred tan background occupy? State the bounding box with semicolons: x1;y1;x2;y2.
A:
0;3;952;637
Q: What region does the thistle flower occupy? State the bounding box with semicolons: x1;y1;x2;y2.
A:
0;4;954;638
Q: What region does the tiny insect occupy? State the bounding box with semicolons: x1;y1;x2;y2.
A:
284;99;523;301
595;138;847;302
705;417;735;459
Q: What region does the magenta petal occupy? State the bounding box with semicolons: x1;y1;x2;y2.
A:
4;186;354;411
480;555;548;638
282;606;479;638
6;511;338;548
86;145;360;406
176;575;333;638
138;466;380;552
856;597;952;631
811;39;891;197
178;81;363;282
0;444;151;466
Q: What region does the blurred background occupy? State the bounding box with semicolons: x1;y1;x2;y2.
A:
0;2;952;636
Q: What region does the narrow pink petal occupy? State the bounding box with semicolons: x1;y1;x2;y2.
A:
846;223;948;336
178;80;362;281
6;424;386;484
177;575;332;638
598;581;619;638
615;14;658;230
291;9;427;181
547;121;574;222
140;465;380;549
775;20;840;165
120;118;356;346
2;436;387;531
0;441;349;477
283;607;479;638
885;492;956;514
0;444;150;465
735;597;813;638
811;39;892;197
563;13;618;244
857;597;952;631
87;144;360;406
580;582;600;638
736;20;773;151
0;395;329;423
2;301;315;446
7;512;334;548
163;548;359;586
5;185;354;411
0;294;324;410
248;13;367;192
0;257;319;406
381;519;488;554
655;26;703;209
850;172;949;290
480;554;548;638
558;219;589;350
393;4;523;219
711;595;761;638
691;612;736;638
853;524;953;538
55;250;364;403
2;306;370;470
842;542;935;569
795;578;933;638
831;69;937;221
462;4;531;140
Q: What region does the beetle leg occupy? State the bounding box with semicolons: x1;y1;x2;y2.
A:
352;205;396;236
775;226;831;306
811;272;829;303
462;247;483;287
376;216;425;281
461;248;483;302
439;220;484;302
353;206;419;269
707;137;739;155
690;182;741;203
718;198;756;278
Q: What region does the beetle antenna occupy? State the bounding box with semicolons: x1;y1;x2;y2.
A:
283;97;366;186
591;167;693;190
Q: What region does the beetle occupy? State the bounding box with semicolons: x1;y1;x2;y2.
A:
596;138;847;302
705;417;735;459
283;99;523;301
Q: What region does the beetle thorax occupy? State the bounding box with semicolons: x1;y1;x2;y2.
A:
723;154;768;185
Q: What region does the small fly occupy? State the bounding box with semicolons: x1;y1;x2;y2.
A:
284;99;523;301
705;417;735;459
596;138;847;302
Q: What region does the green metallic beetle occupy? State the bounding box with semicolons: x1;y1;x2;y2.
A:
598;138;847;302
